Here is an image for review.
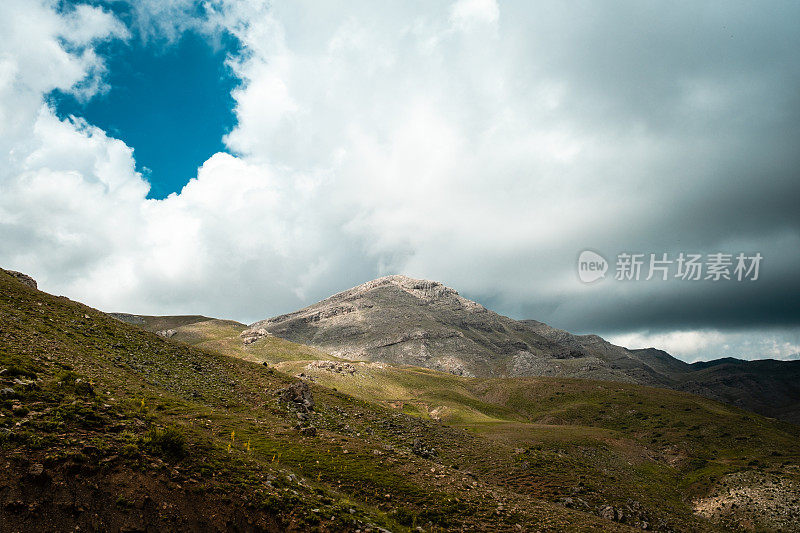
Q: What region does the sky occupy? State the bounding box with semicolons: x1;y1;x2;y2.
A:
0;0;798;362
51;28;239;199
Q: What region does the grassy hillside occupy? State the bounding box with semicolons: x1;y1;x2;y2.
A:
118;315;339;364
3;269;647;532
139;313;800;531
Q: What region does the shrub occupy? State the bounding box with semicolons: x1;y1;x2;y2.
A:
120;443;140;458
143;426;186;459
390;508;417;526
1;366;37;379
54;371;95;396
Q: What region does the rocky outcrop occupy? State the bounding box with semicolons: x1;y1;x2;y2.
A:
411;438;437;459
4;270;37;290
240;328;270;345
109;313;146;325
156;329;177;339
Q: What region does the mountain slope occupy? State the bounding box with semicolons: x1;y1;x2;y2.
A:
521;317;800;424
246;275;666;384
644;352;800;424
6;269;800;530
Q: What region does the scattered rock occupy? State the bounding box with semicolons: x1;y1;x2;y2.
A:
156;329;177;339
0;387;15;398
411;438;437;459
278;381;314;413
306;360;357;375
693;470;800;531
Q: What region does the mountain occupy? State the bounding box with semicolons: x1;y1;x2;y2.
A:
652;353;800;424
246;275;800;424
524;323;800;424
5;268;800;531
246;275;667;384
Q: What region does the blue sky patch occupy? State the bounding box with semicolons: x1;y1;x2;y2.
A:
50;21;239;199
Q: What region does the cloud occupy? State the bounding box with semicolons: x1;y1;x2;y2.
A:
609;330;726;359
608;329;800;362
0;0;799;362
450;0;499;30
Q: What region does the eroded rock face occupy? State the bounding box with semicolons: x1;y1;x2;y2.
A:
5;270;37;290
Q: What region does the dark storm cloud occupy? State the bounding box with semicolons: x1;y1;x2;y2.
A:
459;1;800;340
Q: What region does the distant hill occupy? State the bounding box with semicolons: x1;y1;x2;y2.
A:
523;323;800;424
246;275;800;424
108;313;217;332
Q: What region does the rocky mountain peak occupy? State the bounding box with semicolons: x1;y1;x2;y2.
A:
328;275;460;303
351;274;458;300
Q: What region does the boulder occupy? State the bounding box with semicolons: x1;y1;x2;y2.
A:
599;505;616;521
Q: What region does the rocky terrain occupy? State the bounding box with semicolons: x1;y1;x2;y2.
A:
4;270;37;290
245;275;800;424
693;470;800;530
